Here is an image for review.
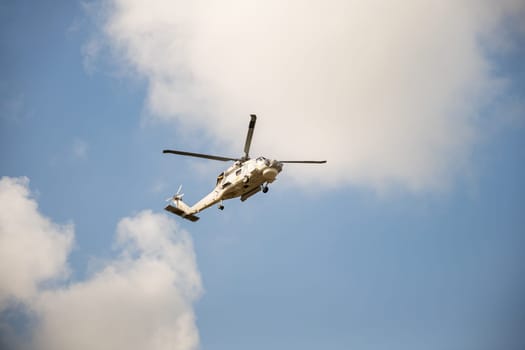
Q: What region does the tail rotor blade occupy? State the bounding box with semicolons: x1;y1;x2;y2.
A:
166;185;185;202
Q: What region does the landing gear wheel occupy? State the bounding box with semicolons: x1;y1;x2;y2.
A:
218;205;225;210
262;185;269;193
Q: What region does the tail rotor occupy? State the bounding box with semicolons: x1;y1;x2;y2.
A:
166;185;184;202
164;185;199;222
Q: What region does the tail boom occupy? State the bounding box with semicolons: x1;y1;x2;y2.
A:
165;190;222;222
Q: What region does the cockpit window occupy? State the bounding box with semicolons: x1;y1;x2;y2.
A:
256;156;271;166
216;172;224;185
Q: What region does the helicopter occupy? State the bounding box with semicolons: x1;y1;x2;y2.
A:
163;114;326;221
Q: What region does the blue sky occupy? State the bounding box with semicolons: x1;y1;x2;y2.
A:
1;1;525;349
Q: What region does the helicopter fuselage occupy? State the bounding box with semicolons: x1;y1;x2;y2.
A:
220;157;282;198
188;157;283;214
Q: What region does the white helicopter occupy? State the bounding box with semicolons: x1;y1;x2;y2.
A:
163;114;326;221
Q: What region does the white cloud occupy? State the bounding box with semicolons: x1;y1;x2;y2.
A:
0;176;73;308
0;177;202;350
100;0;525;191
33;210;202;350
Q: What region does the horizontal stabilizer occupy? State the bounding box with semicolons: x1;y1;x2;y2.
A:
165;204;200;222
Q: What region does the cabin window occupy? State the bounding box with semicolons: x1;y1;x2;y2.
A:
235;169;242;176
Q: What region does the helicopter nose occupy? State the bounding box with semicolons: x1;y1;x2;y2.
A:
262;160;282;180
271;160;283;172
262;167;278;180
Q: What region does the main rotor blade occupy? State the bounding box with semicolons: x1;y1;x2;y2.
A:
243;114;257;160
163;150;238;162
279;160;327;164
